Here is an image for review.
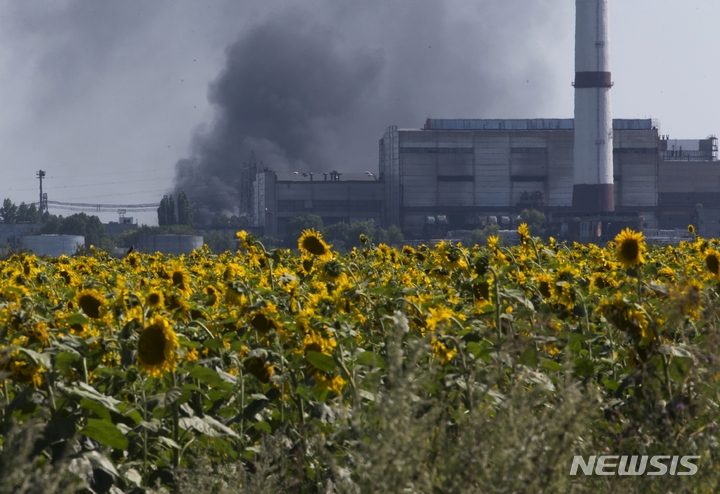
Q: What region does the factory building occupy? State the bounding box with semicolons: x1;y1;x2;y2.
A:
253;170;383;238
250;0;720;242
379;118;663;237
250;122;718;241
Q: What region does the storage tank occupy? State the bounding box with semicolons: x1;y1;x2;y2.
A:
19;235;85;257
137;235;203;255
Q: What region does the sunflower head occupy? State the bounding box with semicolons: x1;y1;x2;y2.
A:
248;309;279;333
8;358;43;387
706;250;720;277
244;356;274;383
170;263;191;294
76;289;106;319
145;290;164;308
321;259;343;281
137;315;179;377
614;228;645;269
536;273;554;299
204;285;220;308
517;223;530;244
688;224;696;235
298;229;333;261
301;257;314;275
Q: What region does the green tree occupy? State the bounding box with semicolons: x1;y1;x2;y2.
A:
325;220;381;251
284;215;323;247
376;225;404;246
468;224;501;247
177;191;193;227
519;209;546;237
210;213;247;229
16;203;41;223
40;215;63;234
116;224;194;249
167;195;176;225
39;213;110;249
157;195;177;226
203;231;237;253
0;198;18;224
157;196;168;226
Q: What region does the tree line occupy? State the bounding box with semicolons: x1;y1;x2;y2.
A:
0;199;43;224
157;191;193;227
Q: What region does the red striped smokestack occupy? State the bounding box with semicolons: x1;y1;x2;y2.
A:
572;0;614;212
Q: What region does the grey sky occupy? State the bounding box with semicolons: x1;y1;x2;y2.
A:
0;1;716;225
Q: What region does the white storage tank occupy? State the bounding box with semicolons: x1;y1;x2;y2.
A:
20;235;85;257
137;235;203;255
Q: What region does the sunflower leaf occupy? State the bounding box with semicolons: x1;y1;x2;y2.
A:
81;418;128;450
66;314;89;326
355;351;387;369
187;364;232;389
68;382;122;413
16;348;51;369
179;416;221;437
148;387;182;408
306;351;336;373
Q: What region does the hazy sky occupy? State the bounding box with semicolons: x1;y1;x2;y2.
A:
0;1;717;225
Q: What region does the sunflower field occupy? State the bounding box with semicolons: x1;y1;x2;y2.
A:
2;226;720;492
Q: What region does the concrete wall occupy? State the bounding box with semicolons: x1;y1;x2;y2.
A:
658;161;720;229
697;208;720;239
0;223;42;245
19;235;84;257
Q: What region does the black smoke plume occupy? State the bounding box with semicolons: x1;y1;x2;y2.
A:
174;2;566;223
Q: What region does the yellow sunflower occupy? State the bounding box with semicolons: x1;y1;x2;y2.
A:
248;308;279;333
169;263;191;296
137;315;179;377
536;273;554;299
314;373;346;394
298;229;333;261
10;359;43;387
688;224;696;235
705;249;720;278
76;289;106;319
243;356;274;383
614;228;645;269
204;285;220;308
145;290;165;308
236;230;249;244
431;337;457;365
517;223;530;244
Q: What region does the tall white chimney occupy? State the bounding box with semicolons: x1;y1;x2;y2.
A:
573;0;614;212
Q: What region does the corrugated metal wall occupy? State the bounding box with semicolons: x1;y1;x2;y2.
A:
475;134;510;206
613;129;658;208
547;132;574;206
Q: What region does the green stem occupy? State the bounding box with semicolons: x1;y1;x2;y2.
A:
82;358;89;384
3;380;10;407
44;373;57;412
171;372;180;468
141;385;148;481
491;268;502;342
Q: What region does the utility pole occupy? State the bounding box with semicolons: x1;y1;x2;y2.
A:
37;170;46;214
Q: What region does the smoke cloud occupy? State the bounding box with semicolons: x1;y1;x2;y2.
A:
174;1;570;221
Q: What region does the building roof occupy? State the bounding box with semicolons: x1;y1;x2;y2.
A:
275;172;378;182
422;118;657;131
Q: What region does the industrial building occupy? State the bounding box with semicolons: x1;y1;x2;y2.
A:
251;121;719;240
249;0;720;241
254;170;382;238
